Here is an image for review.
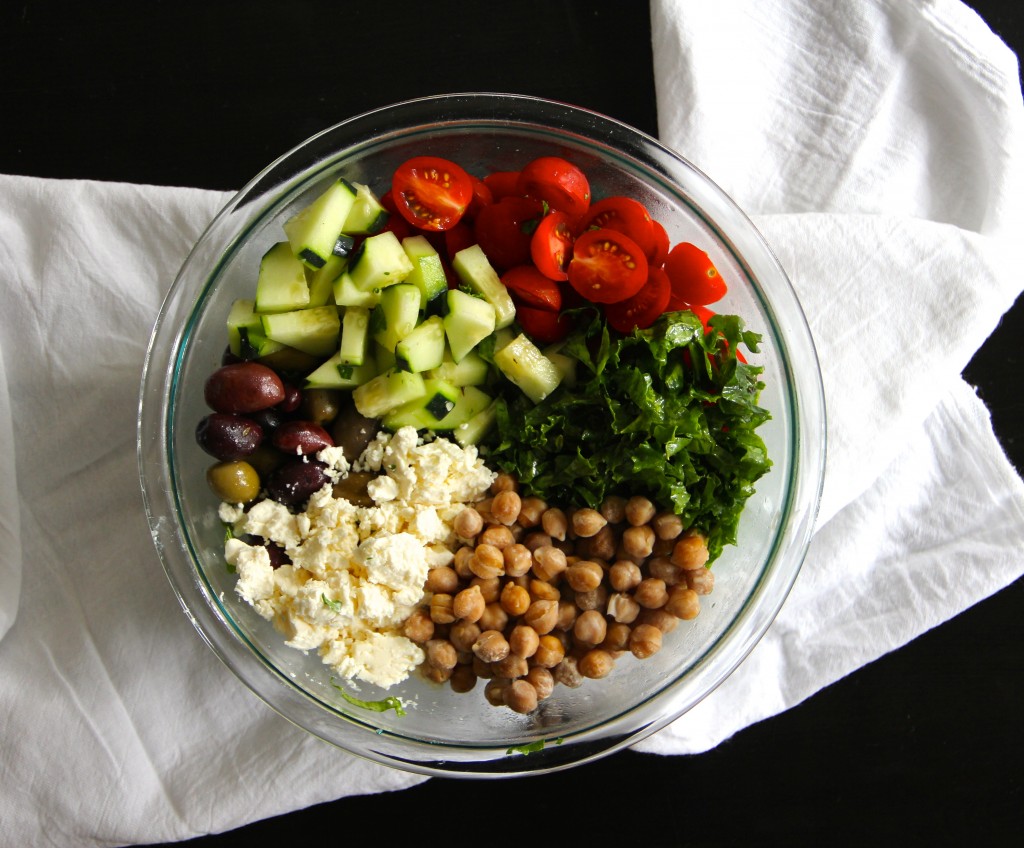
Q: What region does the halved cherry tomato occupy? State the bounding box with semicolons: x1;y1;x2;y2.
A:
567;228;648;304
464;176;494;221
530;211;574;281
472;196;544;272
379;190;415;241
482;170;522;200
391;156;473;232
649;219;670;267
515;304;573;344
516;156;591;221
664;242;728;305
577;196;656;259
501;265;563;312
443;221;476;261
604;267;671;333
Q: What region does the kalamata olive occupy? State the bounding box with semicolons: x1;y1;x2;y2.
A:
244;443;287;479
266;458;330;506
206;460;261;503
330;398;380;460
195;413;264;461
272;420;334;456
277;383;303;413
204;362;285;414
239;534;290;568
301;388;343;425
250;406;286;435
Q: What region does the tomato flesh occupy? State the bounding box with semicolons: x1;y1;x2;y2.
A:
517;156;591;221
392;156;473;232
530;211;574;281
567;228;648;304
501;265;563;312
578;196;656;259
604;267;671;333
664;242;728;305
515;304;573;344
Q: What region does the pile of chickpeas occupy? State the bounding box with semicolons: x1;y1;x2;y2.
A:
402;473;715;715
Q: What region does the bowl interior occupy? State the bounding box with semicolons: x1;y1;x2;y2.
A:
142;94;824;775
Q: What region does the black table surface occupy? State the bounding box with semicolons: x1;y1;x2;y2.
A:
2;2;1020;845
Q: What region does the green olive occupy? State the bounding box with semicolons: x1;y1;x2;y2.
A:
301;388;343;425
331;471;376;507
206;460;261;503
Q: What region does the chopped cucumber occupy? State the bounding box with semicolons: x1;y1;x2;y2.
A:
402;235;448;310
255;242;310;314
283;178;358;270
493;333;563;403
395;315;446;373
426;348;490;387
454;400;498;447
306;254;344;307
382;378;461;430
333;271;381;308
342;182;389;235
543;345;578;389
444;289;496;362
226;299;263;357
340;306;371;366
375;340;397;373
451;244;516;329
352;368;427;419
349;230;415;292
305;350;379;390
260;306;341;357
371;284;421;352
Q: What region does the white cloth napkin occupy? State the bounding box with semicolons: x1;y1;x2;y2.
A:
0;1;1022;845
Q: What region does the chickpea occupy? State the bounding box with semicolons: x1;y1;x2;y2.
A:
525;666;555;701
565;560;604;593
572;508;608;538
532;545;568;582
533;634;566;668
472;630;511;663
540;508;568;541
523;599;559;635
578;525;617;562
453;584;486;622
652;536;676;558
671;530;710;570
478;602;509;633
634;577;669;609
528;579;561;602
474;497;494;524
430;593;455;624
422;664;453;684
652;511;684;541
453;507;484;540
517;497;547;528
469;544;505;579
665;586;701;620
601;622;633;654
636;608;678;634
609;560;642;592
403;608;434;643
491;473;518;494
491;490;522;526
522;530;554;551
425;638;458;671
647;556;684;587
484;678;509;706
503;543;533;577
622;524;656;560
449;619;482;652
503;680;539;714
492;653;529;680
555;599;578;632
606;592;640;624
573;609;608;647
686;567;715;595
500;582;531;617
479;524;515;550
575;585;608;612
453;546;475;579
509;624;540;658
600;495;628;525
470;576;501;604
629;623;663;659
472;655;494;679
552;656;584;688
449;664;478;694
578;649;615;679
624;495;657;526
425;565;460;594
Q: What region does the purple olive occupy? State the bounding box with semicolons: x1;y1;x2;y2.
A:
204;362;285;414
196;413;264;461
266;459;330;506
272;420;334;456
278;383;303;414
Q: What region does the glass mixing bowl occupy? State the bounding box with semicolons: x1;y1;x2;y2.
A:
138;93;825;776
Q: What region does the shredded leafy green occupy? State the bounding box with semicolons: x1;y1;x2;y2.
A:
321;593;344;612
330;679;407;716
484;309;772;562
506;737;563;756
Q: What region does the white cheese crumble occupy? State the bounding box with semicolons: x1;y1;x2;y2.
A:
226;427;495;690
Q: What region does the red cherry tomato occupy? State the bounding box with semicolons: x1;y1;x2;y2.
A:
530;211;575;281
464;176;494;221
391;156;473;232
517;156;591;220
482;170;522;200
577;196;656;259
664;242;728;305
501;265;563;312
515;304;573;344
567;228;649;304
472;196;545;272
443;221;476;261
649;219;670;267
379;191;415;241
604;267;671;334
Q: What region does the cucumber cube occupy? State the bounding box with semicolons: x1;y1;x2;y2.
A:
304;351;379;390
371;283;421;352
333;271;381;308
454;400;498;447
402;235;449;309
340;306;371;365
426;348;490;387
283;178;358;270
493;333;563;403
352;369;427;419
443;289;496;362
342;182;389;235
349;230;415;292
395;315;446;373
255;242;310;314
260;306;341;357
306;254;344;307
451;243;517;329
